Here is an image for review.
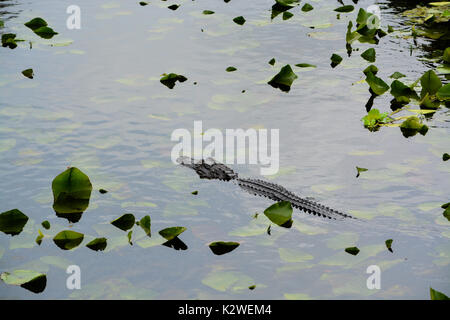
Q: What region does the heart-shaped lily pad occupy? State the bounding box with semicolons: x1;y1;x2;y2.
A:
0;209;29;236
209;241;240;255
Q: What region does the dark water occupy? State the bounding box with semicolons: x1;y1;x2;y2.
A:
0;0;449;299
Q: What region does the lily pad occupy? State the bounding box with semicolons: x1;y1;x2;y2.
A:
420;70;442;98
52;167;92;223
365;71;389;95
160;73;187;89
1;270;47;293
203;10;215;15
208;241;240;255
33;26;58;39
168;4;179;11
226;66;237;72
159;226;186;241
400;116;429;138
86;237;107;251
295;63;316;68
138;215;151;236
283;12;294;20
430;287;449;300
0;209;29;236
263;201;293;227
24;18;48;30
2;33;18;49
437;83;450;100
330;54;343;68
36;230;44;246
385;239;393;253
53;230;84;250
99;188;108;194
269;58;276;66
335;5;354;13
301;3;313;12
111;214;136;231
361;48;376;62
22;69;34;79
443;153;450;161
267;64;298;92
41;220;50;230
390;71;406;79
345;247;360;255
233;16;246;25
361;109;390;131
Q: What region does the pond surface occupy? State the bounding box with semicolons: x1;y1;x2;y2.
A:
0;0;449;299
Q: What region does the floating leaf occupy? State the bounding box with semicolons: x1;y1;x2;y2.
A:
269;58;276;66
208;241;240;255
168;4;179;11
301;3;313;12
400;116;429;138
295;63;316;68
2;33;18;49
191;190;198;195
443;153;450;161
276;0;299;7
345;247;360;255
363;65;378;76
420;70;442;98
99;188;108;194
283;11;294;20
365;71;389;95
52;167;92;223
1;270;47;293
22;69;34;79
443;207;450;222
53;230;84;250
361;109;390;130
203;10;215;15
430;287;449;300
111;214;135;231
361;48;376;62
249;285;256;290
138;215;151;236
437;83;450;100
330;53;343;68
41;220;50;230
390;72;406;79
159;226;186;241
24;18;48;31
139;2;149;6
335;5;354;13
267;64;298;92
356;167;368;178
226;66;237;72
33;26;58;39
385;239;393;252
86;237;107;251
127;230;133;245
233;16;246;25
160;73;187;89
0;209;29;236
263;201;293;227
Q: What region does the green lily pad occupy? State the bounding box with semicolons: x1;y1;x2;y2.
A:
1;270;47;293
430;287;449;300
127;230;133;245
2;33;18;49
267;64;298;92
233;16;246;25
330;54;343;68
361;109;390;131
99;188;108;194
356;167;368;178
24;18;48;30
295;63;316;68
385;239;393;252
361;48;376;62
400;116;429;138
345;247;360;255
138;215;151;236
208;241;240;255
335;5;354;13
443;153;450;161
86;237;107;251
420;70;442;98
111;214;136;231
168;4;179;11
365;71;389;95
159;226;186;241
139;2;149;6
283;11;294;20
22;69;34;79
390;80;418;102
191;190;198;195
53;230;84;250
437;83;450;100
363;65;378;76
226;66;237;72
36;230;44;246
263;201;293;227
203;10;215;15
269;58;276;66
41;221;50;230
390;71;406;79
0;209;29;236
301;3;313;12
160;73;187;89
33;26;58;39
52;167;92;223
443;207;450;221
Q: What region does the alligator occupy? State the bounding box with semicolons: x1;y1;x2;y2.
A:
177;157;354;220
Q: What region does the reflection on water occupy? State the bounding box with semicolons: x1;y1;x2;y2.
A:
0;0;449;299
